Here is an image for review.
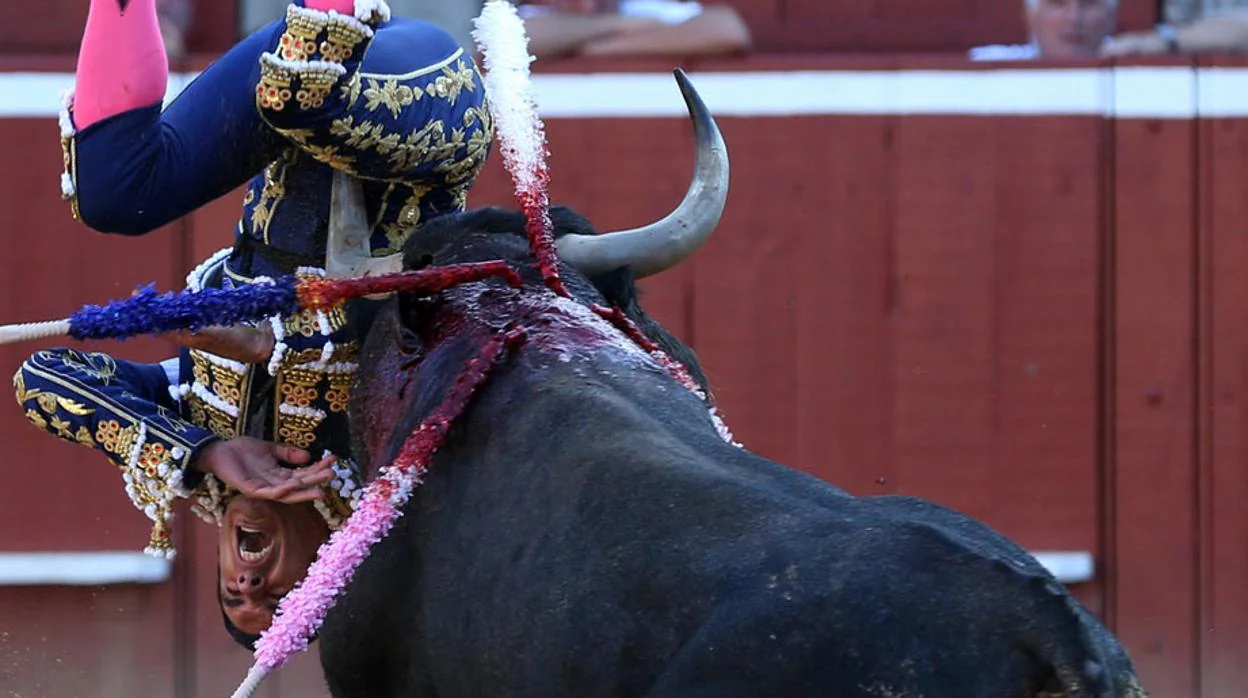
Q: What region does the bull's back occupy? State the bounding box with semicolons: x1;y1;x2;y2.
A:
336;357;1143;697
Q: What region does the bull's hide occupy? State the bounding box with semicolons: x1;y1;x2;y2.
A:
308;205;1148;698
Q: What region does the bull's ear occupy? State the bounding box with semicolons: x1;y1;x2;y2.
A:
394;291;433;354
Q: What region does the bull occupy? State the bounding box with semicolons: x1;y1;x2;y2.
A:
304;70;1147;698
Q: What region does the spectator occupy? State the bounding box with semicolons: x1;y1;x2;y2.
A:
969;0;1117;61
969;0;1248;61
240;0;484;51
516;0;752;59
239;1;749;60
1101;5;1248;55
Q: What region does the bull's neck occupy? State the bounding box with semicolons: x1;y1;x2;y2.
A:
357;281;708;480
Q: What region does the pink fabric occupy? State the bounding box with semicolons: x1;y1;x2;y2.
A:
304;0;356;14
73;0;169;129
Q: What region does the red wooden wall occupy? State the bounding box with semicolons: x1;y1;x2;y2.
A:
0;0;1161;55
1;55;1246;698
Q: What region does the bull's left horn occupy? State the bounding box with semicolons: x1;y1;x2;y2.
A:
325;171;402;279
555;68;728;279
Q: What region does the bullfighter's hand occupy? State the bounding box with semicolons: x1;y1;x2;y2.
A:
194;437;337;504
127;286;277;364
161;323;277;364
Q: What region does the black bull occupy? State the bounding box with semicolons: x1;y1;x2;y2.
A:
313;76;1148;698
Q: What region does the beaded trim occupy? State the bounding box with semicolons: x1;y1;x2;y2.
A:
57;85;81;220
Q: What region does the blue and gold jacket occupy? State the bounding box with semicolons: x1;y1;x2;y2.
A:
15;1;493;558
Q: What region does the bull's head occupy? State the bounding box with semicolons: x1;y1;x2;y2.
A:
344;70;729;477
326;69;728;283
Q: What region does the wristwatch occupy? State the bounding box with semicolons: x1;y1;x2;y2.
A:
1155;23;1180;53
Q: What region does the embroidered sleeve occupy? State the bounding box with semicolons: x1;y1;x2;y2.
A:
256;3;493;191
14;349;220;559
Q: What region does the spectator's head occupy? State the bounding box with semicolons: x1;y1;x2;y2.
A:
1025;0;1116;58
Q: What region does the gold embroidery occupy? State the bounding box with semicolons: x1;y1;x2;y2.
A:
95;419;140;460
35;392;59;415
17;367;96;417
277;411;323;449
282;304;347;338
449;184;470;212
49;415;73;439
257;60;296;112
147;519;173;558
280;377;320;408
61;119;82;221
186;350;251;439
425;59;478;105
250;159;288;243
282;135;358;172
280;127;316;146
25;408;47;430
136;441;170;477
340;74;362;109
278;5;325;62
322;16;371;63
321;486;355;520
331;117;402;157
378;184;432;254
74;425;94;447
325;367;353;413
437;108;493;187
20;358;186;449
272;334;357;449
295;65;343;111
362;77;420;119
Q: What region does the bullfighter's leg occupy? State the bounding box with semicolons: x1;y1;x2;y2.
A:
73;0;168;129
61;0;294;234
13;348;219;557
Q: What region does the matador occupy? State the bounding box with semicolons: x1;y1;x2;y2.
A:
12;0;493;647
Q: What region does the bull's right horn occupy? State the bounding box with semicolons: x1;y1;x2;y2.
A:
555;68;729;280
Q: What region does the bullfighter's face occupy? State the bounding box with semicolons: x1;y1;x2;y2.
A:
1027;0;1115;58
217;495;329;637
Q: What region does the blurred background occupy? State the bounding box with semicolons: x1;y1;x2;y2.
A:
2;1;1247;696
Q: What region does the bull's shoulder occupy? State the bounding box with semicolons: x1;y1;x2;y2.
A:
854;494;1059;585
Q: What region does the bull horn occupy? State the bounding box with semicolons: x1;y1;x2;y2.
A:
555;68;729;279
325;171;402;279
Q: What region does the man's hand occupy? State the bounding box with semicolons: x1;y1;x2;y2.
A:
161;324;276;364
1101;31;1171;57
129;286;276;364
194;437;336;503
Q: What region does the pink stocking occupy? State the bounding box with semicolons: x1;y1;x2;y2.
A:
304;0;356;14
73;0;168;129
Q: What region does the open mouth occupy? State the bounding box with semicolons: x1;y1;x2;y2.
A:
236;525;274;564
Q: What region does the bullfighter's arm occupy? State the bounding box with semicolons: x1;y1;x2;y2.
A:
12;349;220;558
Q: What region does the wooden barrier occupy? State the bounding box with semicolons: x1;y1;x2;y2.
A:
0;55;1245;697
